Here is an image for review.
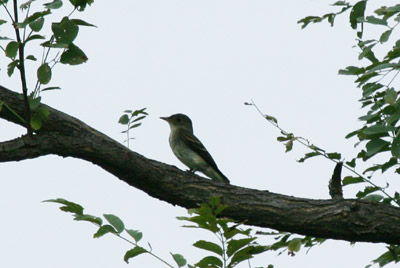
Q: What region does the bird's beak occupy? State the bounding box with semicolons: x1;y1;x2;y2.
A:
160;116;169;122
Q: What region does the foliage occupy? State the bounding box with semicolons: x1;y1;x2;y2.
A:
248;1;400;267
0;0;95;132
45;197;275;268
118;108;148;148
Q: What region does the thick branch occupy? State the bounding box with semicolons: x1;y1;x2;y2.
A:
1;85;400;244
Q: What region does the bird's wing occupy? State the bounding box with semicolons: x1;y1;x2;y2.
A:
179;129;220;171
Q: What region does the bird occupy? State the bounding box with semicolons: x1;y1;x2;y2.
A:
160;113;230;184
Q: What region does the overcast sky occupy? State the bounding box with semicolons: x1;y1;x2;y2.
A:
0;0;398;267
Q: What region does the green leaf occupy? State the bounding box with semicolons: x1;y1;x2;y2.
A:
356;186;380;198
70;19;96;27
229;246;255;266
124;246;147;263
42;86;61;91
265;114;278;124
365;16;387;26
74;214;102;225
380;29;392;43
285;140;293;152
0;19;7;25
43;198;84;215
193;240;223;256
60;44;88;65
26;55;37;61
346;158;356;168
119;114;129;124
342;176;364;185
362;124;395;135
366;138;389;157
37;63;52;85
126;229;143;242
338;66;364;75
384;88;397;105
93;224;117;238
297;152;320;163
30;114;42;130
69;0;94;11
28;96;41;110
7;60;19;77
37;107;50;121
5;41;19;58
44;0;63;9
195;256;223;268
103;214;124;233
362;194;384;202
0;36;12;40
171;253;187;267
288;238;302;252
25;34;45;43
349;1;366;29
327;152;341;160
52;17;79;44
227;238;256;257
29;17;44;32
391;135;400;159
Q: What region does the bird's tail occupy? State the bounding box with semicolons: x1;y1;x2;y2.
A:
205;167;230;184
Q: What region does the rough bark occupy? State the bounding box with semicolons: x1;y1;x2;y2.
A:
1;85;400;245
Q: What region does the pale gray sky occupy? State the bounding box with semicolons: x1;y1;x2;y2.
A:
0;1;397;267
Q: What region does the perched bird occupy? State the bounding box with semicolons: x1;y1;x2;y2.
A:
161;113;230;184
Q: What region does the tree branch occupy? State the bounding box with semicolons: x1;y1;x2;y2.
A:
1;85;400;245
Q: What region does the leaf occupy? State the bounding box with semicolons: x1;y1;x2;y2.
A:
338;66;364;75
60;44;88;65
41;86;61;91
349;1;366;29
297;152;320;163
30;114;42;130
5;41;19;58
74;214;102;225
288;238;302;252
380;29;392;43
118;114;129;124
171;253;187;267
346;158;356;168
126;229;143;242
42;198;84;215
362;124;395;135
29;17;44;32
25;34;45;43
362;194;384;202
193;240;223;256
366;138;389;157
265;114;278;124
44;0;63;9
103;214;124;233
70;19;96;27
285;140;293;152
365;16;387;26
342;176;364;186
37;107;50;121
124;246;147;263
227;238;256;257
52;17;79;45
384;88;397;105
37;63;52;84
7;60;19;77
195;256;223;268
26;55;37;61
93;224;117;238
0;19;7;25
327;152;341;160
391;135;400;159
356;186;380;198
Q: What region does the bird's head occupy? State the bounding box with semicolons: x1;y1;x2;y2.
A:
160;113;193;132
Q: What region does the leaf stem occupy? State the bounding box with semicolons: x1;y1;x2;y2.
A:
12;0;32;134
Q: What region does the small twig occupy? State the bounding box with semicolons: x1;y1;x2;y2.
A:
249;100;399;206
